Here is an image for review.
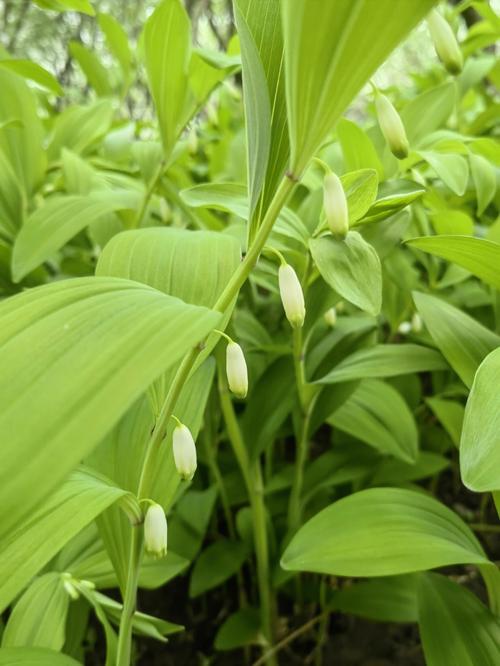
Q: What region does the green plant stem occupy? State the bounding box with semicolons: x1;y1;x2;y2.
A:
116;175;295;665
116;527;143;666
132;160;165;229
216;350;276;662
252;612;328;666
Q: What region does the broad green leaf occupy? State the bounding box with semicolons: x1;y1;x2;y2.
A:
317;344;447;384
430;210;473;236
281;487;489;576
407;236;500;291
2;574;69;650
413;292;500;387
401;81;456;146
0;468;139;612
361;179;425;224
214;608;261;651
169;487;218;561
281;0;437;176
96;227;241;309
189;540;248;598
48;100;114;159
310;232;382;316
0;277;219;537
418;573;500;666
98;14;132;77
143;0;191;158
328;379;418;463
0;60;62;95
0;70;46;195
419;151;469;195
337;118;384;178
12;194;139;282
0;149;24;241
69;42;113;97
470;152;496;215
0;647;81;665
371;451;449;485
331;575;419;623
461;347;500;492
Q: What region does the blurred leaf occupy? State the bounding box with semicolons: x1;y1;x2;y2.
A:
0;60;62;95
48;100;114;159
419;151;469;195
69;42;113;96
426;398;464;448
469;153;496;215
337;119;384;178
189;539;248;597
402;82;456;146
281;487;489;576
98;14;132;77
310;232;382;315
144;0;190;158
33;0;95;14
0;647;80;665
215;608;262;651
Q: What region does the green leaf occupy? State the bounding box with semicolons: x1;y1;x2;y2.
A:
0;469;139;612
0;647;81;665
460;347;500;492
0;70;46;196
48;100;114;159
337;119;384;179
0;60;62;96
418;151;469;195
341;169;379;225
98;14;132;77
426;398;465;448
310;231;382;316
328;379;418;463
169;487;218;561
233;2;271;222
214;608;262;651
401;81;456;146
281;487;489;577
470;152;496;215
317;343;447;384
143;0;191;158
407;236;500;291
33;0;95;15
12;194;138;282
281;0;437;175
0;277;219;538
331;575;419;623
418;573;500;666
189;539;248;598
2;574;69;650
413;292;500;387
361;180;425;224
0;149;24;241
69;42;113;97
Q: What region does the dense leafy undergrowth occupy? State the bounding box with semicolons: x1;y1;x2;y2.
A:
0;1;500;665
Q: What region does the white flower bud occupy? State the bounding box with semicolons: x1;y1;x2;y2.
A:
226;341;248;398
144;503;168;558
324;307;337;327
278;263;305;328
173;422;197;481
323;172;348;239
427;9;463;75
375;93;409;160
398;321;412;335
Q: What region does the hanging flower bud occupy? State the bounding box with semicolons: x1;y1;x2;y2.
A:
427;9;463;75
375;92;409;160
323;171;349;239
411;313;423;333
173;421;197;481
226;341;248;398
324;307;337;327
278;263;305;328
144;503;168;558
398;321;412;335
